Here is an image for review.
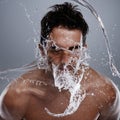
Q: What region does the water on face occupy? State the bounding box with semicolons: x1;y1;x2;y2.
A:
36;35;90;117
45;62;87;117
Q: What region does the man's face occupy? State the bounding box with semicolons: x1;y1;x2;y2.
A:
47;26;83;69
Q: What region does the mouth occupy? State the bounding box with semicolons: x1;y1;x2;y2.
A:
52;64;77;76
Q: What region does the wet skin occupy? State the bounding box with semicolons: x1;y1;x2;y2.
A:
0;27;120;120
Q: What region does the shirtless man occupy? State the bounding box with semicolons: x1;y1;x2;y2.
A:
0;2;120;120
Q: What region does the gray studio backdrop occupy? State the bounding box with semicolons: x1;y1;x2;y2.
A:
0;0;120;91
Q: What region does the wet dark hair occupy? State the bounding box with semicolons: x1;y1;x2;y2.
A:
40;2;89;46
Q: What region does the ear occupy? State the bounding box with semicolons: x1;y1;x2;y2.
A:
38;44;45;56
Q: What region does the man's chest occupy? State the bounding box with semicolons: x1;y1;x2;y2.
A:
24;90;100;120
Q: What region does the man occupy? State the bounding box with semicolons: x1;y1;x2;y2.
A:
0;2;120;120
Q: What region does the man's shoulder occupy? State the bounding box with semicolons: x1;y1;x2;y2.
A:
1;69;46;108
86;67;117;88
87;68;120;116
1;79;30;108
84;67;117;103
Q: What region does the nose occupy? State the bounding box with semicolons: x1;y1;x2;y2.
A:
61;50;71;64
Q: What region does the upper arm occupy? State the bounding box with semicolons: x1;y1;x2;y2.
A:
97;80;120;120
107;83;120;120
0;84;30;120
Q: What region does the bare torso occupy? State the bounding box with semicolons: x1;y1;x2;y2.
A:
0;67;120;120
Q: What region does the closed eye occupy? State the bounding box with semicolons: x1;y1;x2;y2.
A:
68;45;81;51
50;45;61;51
50;45;56;50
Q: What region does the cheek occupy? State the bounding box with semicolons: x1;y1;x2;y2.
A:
47;51;62;63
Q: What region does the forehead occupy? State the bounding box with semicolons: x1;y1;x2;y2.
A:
50;27;82;48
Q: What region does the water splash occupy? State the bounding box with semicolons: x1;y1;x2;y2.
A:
45;63;87;117
73;0;120;78
41;34;90;116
